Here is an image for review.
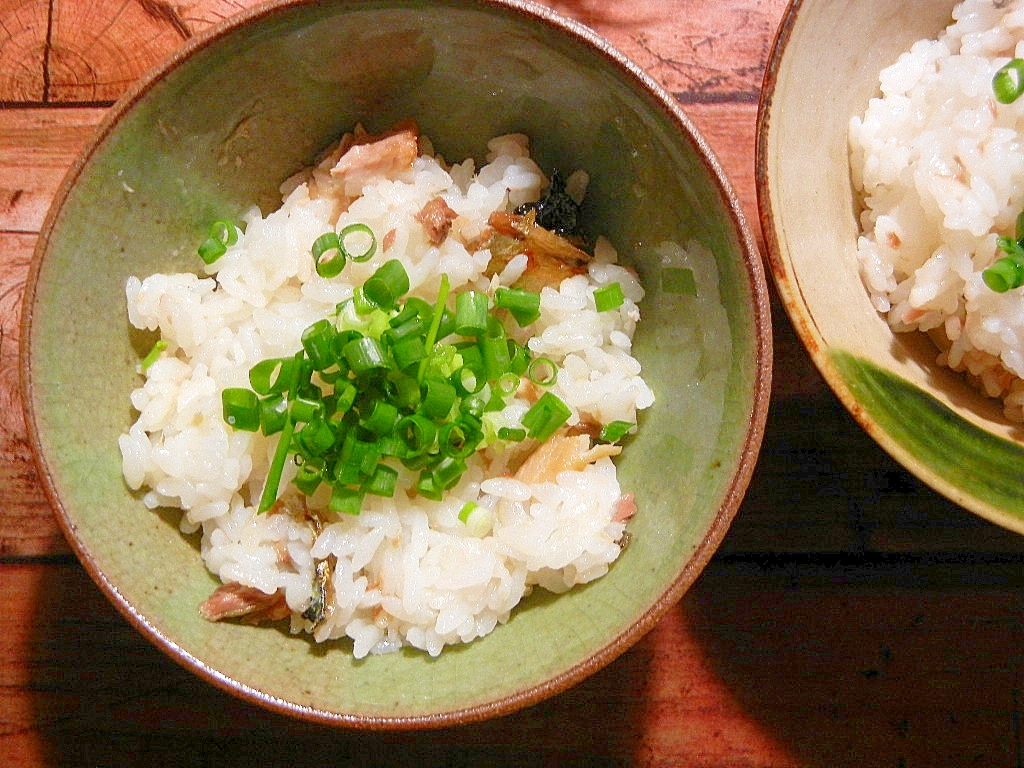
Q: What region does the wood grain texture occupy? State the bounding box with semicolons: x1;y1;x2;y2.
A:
2;561;1021;767
0;0;49;103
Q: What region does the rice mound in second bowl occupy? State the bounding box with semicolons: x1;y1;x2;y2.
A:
117;125;726;658
850;0;1024;421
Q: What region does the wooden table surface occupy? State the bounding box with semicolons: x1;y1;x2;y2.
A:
4;1;1024;766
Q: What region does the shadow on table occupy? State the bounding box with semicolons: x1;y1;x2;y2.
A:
681;394;1024;767
28;563;652;767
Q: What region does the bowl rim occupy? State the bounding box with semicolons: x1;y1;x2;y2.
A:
21;0;773;728
755;0;1024;535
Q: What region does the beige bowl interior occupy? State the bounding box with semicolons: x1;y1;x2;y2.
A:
759;0;1024;531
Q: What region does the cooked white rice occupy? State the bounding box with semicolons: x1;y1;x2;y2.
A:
850;0;1024;421
118;130;679;658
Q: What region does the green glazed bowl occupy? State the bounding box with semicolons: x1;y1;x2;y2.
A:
758;0;1024;533
22;0;771;727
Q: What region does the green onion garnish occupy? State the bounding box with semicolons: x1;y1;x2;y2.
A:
498;426;527;442
521;391;572;442
312;223;378;278
598;420;635;443
455;291;490;337
220;233;638;515
661;266;697;296
418;274;451;383
983;253;1024;292
222;387;261;432
140;339;168;372
362;259;409;309
458;501;493;537
197;219;238;265
494;286;541;326
257;350;304;513
984;228;1024;292
526;357;557;386
993;58;1024;104
341;222;377;262
329;485;364;516
593;282;625;312
312;232;345;278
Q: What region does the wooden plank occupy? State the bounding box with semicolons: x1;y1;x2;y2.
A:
0;232;65;557
0;0;48;102
0;0;789;106
0;0;252;104
684;102;761;239
0;107;104;232
547;0;789;101
1;561;1019;766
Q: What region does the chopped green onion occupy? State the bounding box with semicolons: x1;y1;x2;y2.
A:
329;485;364;515
396;414;437;456
420;377;457;419
416;472;443;501
456;343;484;375
352;285;381;315
249;357;298;396
458;501;478;523
342;336;390;374
439;421;480;459
360;399;399;437
392;335;426;371
507;339;531;375
198;219;237;265
385;372;421;410
221;388;261;432
363;464;398;497
521;391;572;442
301;319;338;371
293;461;323;496
454;291;490;336
984;233;1024;292
312;232;345;278
140;339;168;372
418;274;451;383
526;357;557;386
296;417;335;455
290;395;324;424
257;351;304;513
993;58;1024;104
479;333;511;381
431;456;467;490
598;420;635;443
494;372;520;398
341;222;377;263
421;343;462;380
219;232;642;511
362;259;409;309
259;393;288;435
498;426;527;442
593;282;625;312
458;501;493;537
983;255;1024;292
661;266;697;296
460;390;489;419
494;286;541;326
453;365;483;396
390;296;431;328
